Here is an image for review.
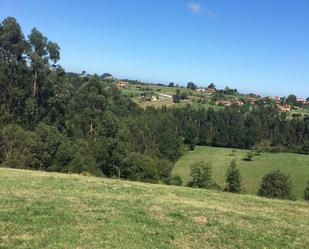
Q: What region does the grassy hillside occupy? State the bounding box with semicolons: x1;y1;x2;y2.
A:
172;146;309;199
1;168;309;248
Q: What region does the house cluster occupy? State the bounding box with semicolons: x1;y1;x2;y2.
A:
196;86;216;95
276;104;292;112
264;95;309;112
216;99;244;107
141;92;172;102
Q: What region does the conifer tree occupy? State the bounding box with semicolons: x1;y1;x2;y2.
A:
225;159;242;193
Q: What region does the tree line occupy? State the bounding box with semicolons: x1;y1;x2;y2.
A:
0;17;184;183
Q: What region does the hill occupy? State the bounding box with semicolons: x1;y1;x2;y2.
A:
1;168;309;248
172;146;309;199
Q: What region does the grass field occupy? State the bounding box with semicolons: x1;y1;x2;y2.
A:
172;146;309;199
1;168;309;248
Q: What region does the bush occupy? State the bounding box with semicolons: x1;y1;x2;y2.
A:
304;181;309;201
269;145;287;153
253;139;271;153
173;90;181;103
187;161;217;189
229;149;237;156
224;159;242;193
258;170;292;199
181;92;189;100
244;151;254;161
162;175;183;186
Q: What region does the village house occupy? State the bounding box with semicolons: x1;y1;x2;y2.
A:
196;86;215;95
234;100;244;106
273;96;281;104
206;86;216;95
216;100;232;107
196;88;206;93
248;97;257;105
115;81;129;87
276;104;292;112
297;98;306;104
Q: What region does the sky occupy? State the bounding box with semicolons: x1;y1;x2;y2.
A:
1;0;309;97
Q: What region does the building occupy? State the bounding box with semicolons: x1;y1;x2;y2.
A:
196;88;206;93
276;104;292;112
115;81;129;87
297;98;306;104
206;87;216;95
195;85;216;95
234;100;244;106
248;97;257;105
216;100;232;107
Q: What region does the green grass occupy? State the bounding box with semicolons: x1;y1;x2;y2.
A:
1;168;309;248
172;146;309;200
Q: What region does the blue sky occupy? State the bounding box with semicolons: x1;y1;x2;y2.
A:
1;0;309;97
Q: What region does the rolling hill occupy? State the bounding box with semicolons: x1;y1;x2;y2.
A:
1;167;309;248
172;146;309;199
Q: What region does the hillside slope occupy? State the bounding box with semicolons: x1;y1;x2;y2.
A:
1;168;309;249
172;146;309;199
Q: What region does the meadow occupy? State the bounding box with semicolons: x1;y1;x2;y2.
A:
172;146;309;199
1;168;309;248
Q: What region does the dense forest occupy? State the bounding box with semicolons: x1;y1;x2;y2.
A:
1;17;309;183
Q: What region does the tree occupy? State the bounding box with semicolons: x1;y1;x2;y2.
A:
181;92;189;99
304;181;309;201
187;82;197;91
168;82;174;87
27;27;60;97
0;125;31;167
187;161;217;189
172;89;181;103
67;76;112;139
286;94;297;105
224;159;242;193
258;170;292;199
184;125;198;150
101;73;113;79
207;83;216;89
0;17;28;120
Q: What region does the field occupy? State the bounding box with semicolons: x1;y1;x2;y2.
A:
172;146;309;199
118;84;198;109
1;168;309;248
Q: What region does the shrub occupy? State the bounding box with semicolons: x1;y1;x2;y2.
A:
253;139;271;153
162;175;183;186
181;92;189;100
224;159;242;193
244;151;254;161
187;161;217;189
229;149;237;156
258;170;292;199
304;181;309;201
173;90;181;103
